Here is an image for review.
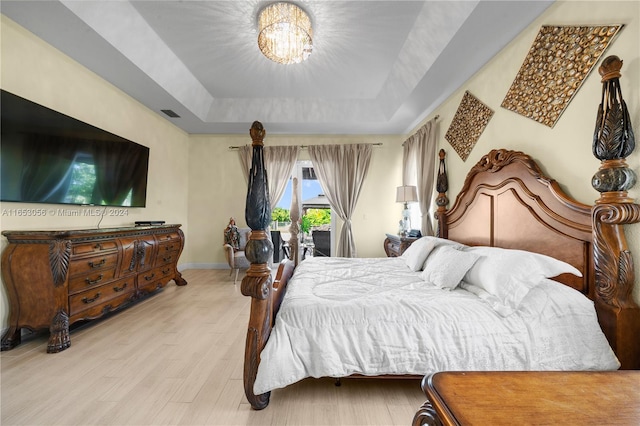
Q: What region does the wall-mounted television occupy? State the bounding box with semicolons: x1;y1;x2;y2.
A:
1;90;149;207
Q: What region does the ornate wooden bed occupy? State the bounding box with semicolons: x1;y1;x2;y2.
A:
239;56;640;411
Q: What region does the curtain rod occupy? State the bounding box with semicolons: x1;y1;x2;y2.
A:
228;142;383;150
402;115;440;146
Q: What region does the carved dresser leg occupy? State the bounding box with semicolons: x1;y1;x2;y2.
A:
174;270;188;286
47;310;71;353
1;327;21;351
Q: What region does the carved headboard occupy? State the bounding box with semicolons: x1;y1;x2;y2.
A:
437;149;594;296
436;148;639;369
434;56;640;369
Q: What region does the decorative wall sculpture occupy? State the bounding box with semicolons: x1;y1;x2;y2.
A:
445;91;494;161
501;25;622;128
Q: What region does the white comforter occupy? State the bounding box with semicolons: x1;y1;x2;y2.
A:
254;257;619;395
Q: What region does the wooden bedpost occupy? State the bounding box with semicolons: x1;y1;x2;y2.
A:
240;121;274;409
289;177;300;266
590;56;640;369
435;149;449;238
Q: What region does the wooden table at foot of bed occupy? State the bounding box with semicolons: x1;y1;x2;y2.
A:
412;371;640;426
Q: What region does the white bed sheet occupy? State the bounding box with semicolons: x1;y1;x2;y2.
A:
254;256;619;395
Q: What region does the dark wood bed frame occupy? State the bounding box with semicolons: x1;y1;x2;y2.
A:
239;56;639;410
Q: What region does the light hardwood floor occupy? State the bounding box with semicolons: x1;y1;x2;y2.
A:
1;269;425;426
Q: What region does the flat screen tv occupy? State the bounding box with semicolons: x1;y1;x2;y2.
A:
1;90;149;207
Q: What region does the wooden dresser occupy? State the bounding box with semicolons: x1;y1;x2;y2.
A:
383;233;418;257
1;224;187;353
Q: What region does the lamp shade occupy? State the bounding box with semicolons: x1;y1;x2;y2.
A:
396;185;418;203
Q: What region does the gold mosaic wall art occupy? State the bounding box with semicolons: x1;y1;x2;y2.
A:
445;91;494;161
501;25;622;128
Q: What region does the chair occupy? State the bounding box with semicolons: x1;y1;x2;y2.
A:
271;230;285;263
281;241;291;260
312;230;331;257
223;219;251;284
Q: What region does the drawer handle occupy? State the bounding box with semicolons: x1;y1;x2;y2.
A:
162;268;171;275
163;256;173;262
113;283;128;292
164;245;174;251
144;273;155;281
82;292;101;304
93;243;103;250
88;258;106;268
85;274;103;285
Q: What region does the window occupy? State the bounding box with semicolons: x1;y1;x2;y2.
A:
274;160;334;257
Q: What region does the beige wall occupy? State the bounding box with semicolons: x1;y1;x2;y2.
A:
187;133;404;267
0;17;190;326
411;0;640;303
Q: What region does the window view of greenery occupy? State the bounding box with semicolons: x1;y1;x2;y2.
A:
272;207;330;230
272;165;331;242
303;208;331;228
271;207;291;226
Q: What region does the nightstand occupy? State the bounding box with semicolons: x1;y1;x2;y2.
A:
384;234;418;257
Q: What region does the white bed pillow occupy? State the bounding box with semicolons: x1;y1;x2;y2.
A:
401;237;437;271
401;236;463;272
421;246;479;290
462;246;582;314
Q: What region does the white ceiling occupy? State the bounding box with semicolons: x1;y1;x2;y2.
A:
1;0;553;135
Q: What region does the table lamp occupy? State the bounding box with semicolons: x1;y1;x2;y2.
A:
396;185;418;236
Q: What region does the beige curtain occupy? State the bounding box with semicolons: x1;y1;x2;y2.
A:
402;118;438;236
239;145;251;182
308;144;372;258
239;145;299;209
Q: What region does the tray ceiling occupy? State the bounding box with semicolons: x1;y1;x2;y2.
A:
1;1;553;134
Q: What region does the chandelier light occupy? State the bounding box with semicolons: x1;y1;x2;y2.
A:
258;2;313;64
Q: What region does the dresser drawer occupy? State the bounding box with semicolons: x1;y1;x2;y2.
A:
72;240;118;256
387;241;401;256
155;248;180;267
68;268;117;294
384;235;417;257
156;231;181;243
69;253;118;277
69;276;135;316
139;265;173;285
137;265;174;294
157;240;180;254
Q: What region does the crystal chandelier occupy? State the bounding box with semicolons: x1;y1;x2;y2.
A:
258;2;313;64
